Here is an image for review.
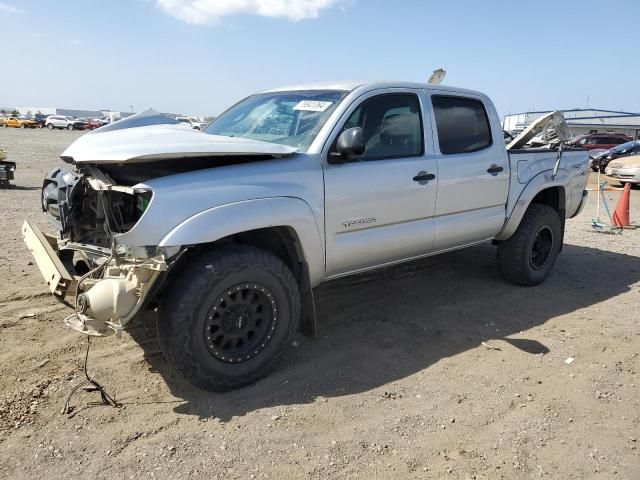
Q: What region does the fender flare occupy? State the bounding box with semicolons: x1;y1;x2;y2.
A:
158;197;325;286
495;171;567;241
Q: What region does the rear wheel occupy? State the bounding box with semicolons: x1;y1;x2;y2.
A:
158;245;300;391
66;124;73;130
497;204;562;286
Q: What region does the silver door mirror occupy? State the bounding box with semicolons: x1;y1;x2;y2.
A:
333;127;365;161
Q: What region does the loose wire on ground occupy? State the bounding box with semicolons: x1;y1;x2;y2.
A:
61;336;120;415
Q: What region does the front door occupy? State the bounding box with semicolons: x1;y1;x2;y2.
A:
323;91;438;277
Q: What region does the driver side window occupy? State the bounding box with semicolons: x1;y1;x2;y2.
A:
337;93;424;161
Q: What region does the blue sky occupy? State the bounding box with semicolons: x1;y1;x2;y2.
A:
1;0;639;118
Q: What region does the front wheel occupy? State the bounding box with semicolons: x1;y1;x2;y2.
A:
497;204;562;286
158;245;300;391
66;124;73;130
46;123;54;130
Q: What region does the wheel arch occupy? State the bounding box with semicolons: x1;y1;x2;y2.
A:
496;179;566;241
157;198;324;336
158;197;324;282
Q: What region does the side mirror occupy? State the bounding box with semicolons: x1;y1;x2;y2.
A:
332;127;365;162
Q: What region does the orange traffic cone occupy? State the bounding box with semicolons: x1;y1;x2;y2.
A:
611;183;631;228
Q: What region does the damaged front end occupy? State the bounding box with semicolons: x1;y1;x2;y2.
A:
23;163;174;337
23;109;299;337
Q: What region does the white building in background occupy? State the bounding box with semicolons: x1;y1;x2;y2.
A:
503;109;640;139
15;106;56;116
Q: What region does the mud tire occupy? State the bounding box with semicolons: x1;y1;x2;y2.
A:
497;204;562;286
158;245;300;391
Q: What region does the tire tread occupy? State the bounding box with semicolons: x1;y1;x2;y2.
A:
157;245;300;391
497;204;562;286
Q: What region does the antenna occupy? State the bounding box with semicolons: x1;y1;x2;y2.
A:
428;68;446;85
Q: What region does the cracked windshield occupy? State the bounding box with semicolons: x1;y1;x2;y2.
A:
205;90;346;150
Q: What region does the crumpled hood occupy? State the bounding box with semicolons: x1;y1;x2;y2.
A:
62;124;298;164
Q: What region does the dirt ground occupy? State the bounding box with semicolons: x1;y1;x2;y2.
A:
0;128;639;480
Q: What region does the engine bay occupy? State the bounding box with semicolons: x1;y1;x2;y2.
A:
41;166;151;249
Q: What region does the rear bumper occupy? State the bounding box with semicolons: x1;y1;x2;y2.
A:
570;190;589;218
21;220;75;298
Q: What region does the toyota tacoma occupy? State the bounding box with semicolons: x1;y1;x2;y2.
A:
23;81;590;391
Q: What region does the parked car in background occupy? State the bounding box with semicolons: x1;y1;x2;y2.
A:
84;118;104;130
590;140;640;172
175;116;208;130
73;118;90;130
605;155;640;186
86;118;108;130
33;113;48;128
45;116;78;130
567;133;631;150
4;116;39;128
45;116;74;130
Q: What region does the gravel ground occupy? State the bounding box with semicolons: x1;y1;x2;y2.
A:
0;128;639;479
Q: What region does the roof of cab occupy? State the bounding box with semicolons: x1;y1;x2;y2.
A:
262;80;485;98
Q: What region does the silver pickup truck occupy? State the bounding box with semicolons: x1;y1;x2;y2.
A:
23;81;590;391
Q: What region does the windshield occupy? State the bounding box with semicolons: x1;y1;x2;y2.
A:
205;90;347;150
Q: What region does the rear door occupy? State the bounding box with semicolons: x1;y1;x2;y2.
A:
323;90;438;276
428;94;509;251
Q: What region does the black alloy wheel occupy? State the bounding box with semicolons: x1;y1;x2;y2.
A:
529;226;553;270
203;283;278;364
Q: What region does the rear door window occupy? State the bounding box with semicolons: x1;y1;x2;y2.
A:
432;96;492;154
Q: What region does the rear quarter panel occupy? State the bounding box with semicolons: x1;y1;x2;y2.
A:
496;149;589;240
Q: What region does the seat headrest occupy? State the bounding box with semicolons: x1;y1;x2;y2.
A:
381;113;419;143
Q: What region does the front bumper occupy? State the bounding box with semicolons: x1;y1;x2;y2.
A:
22;220;75;298
605;167;640;184
22;220;167;336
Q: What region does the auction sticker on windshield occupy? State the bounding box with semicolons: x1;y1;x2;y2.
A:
293;100;333;112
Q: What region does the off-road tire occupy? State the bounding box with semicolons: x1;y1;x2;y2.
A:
497;204;562;286
157;245;300;391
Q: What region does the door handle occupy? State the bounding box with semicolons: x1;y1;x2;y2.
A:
413;171;436;183
487;165;504;174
